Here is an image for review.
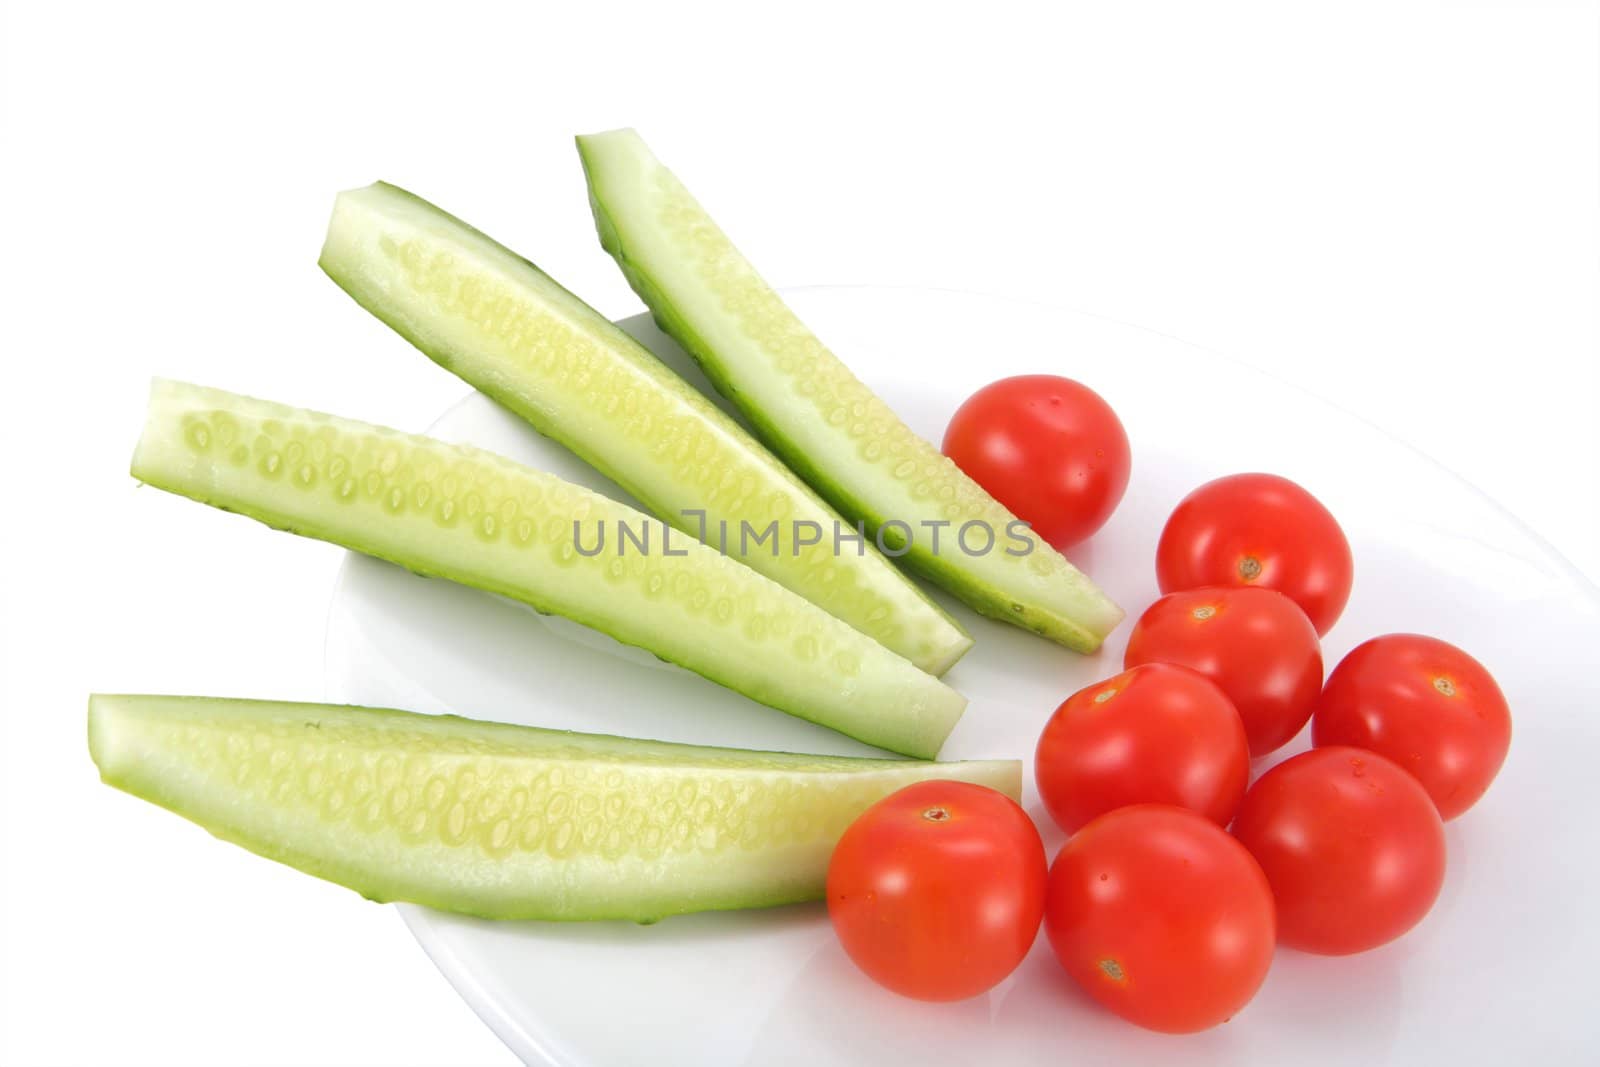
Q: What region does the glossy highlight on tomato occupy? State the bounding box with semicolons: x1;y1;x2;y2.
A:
1035;663;1249;833
1232;747;1446;955
1043;805;1276;1033
942;374;1130;549
1313;634;1511;820
1156;473;1353;635
1124;586;1323;757
827;780;1047;1001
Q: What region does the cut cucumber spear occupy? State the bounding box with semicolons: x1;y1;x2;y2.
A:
577;129;1124;651
318;182;970;675
131;380;966;759
89;695;1020;921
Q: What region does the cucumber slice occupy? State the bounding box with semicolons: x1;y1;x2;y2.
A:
577;130;1124;651
318;182;970;675
88;694;1020;921
132;380;966;758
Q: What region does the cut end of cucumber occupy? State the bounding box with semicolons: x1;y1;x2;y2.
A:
576;129;643;258
88;694;1021;922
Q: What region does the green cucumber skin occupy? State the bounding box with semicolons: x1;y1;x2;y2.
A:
317;183;970;677
576;130;1124;651
131;380;966;759
88;695;1021;921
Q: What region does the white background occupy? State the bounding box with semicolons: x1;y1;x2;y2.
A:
2;1;1595;1064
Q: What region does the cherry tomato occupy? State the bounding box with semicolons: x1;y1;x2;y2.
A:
942;374;1131;549
1156;473;1353;635
827;780;1047;1001
1232;747;1446;955
1043;805;1275;1033
1035;663;1249;833
1123;587;1323;757
1312;634;1511;820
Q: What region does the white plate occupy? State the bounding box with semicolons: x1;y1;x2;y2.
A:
325;287;1600;1065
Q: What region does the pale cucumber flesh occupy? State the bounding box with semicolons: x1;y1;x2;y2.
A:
576;129;1124;651
318;182;970;675
131;380;966;759
88;695;1020;921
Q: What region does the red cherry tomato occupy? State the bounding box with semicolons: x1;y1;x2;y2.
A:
1232;747;1446;955
942;374;1131;549
1043;805;1276;1033
1123;587;1323;757
1156;473;1353;635
1313;634;1511;820
1035;663;1249;833
827;780;1047;1001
